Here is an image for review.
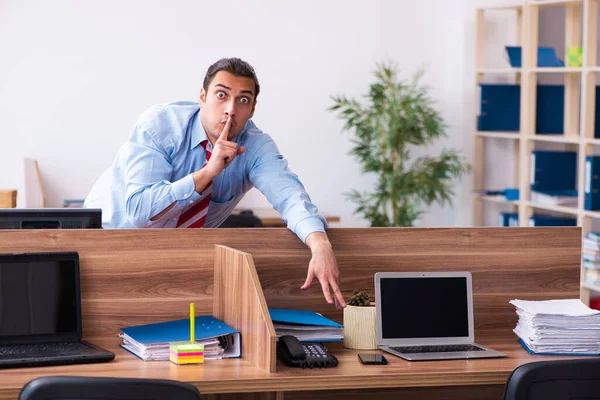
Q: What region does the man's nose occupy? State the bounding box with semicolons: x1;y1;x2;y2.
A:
224;100;236;116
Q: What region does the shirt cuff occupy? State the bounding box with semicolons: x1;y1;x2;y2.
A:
294;215;327;244
171;174;196;201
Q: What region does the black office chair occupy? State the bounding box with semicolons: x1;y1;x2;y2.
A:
503;358;600;400
219;210;262;228
19;376;202;400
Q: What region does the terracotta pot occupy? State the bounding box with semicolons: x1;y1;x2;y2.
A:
343;303;377;350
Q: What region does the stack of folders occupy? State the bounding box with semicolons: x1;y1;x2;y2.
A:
119;316;241;361
269;308;343;342
530;190;578;206
510;299;600;355
583;232;600;280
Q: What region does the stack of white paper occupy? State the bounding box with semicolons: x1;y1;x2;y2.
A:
510;299;600;354
119;334;225;361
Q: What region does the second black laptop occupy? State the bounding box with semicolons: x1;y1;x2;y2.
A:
0;251;114;368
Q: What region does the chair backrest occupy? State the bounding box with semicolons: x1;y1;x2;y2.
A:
219;211;262;228
504;359;600;400
19;376;202;400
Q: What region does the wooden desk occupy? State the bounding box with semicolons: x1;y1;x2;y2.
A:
0;339;583;400
0;227;582;399
232;208;340;227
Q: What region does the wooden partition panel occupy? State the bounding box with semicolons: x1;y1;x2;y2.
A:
0;227;581;343
214;245;276;372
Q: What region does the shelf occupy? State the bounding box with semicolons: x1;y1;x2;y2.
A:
526;134;580;143
584;210;600;219
476;4;523;11
582;282;600;293
476;68;522;74
588;67;600;73
478;195;519;206
585;139;600;146
476;132;520;140
527;202;579;215
529;0;583;8
529;67;583;73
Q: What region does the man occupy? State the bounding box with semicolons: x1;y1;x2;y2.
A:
85;58;345;307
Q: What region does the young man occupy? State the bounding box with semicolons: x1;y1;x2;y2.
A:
85;58;345;307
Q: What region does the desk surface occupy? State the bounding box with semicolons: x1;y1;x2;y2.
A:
0;337;581;398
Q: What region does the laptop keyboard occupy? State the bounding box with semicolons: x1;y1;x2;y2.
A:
390;344;484;354
0;342;90;356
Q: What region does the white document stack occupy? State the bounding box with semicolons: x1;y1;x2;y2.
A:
510;299;600;354
119;334;225;361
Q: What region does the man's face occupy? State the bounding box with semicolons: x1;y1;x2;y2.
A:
199;70;256;142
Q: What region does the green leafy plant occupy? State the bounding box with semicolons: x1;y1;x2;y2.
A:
329;62;471;227
347;289;371;307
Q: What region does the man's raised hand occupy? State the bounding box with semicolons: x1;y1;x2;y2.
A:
206;116;246;177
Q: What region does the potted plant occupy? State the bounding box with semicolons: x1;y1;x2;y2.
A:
343;290;377;350
329;62;470;227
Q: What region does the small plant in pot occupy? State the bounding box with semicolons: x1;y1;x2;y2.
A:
343;290;377;350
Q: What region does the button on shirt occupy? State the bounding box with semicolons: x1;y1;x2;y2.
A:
84;101;326;243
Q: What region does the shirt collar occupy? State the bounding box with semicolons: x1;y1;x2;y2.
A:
190;108;250;150
190;108;209;150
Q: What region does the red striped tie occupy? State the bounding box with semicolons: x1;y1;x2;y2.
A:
176;140;212;228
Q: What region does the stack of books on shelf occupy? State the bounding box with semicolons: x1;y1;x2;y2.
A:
510;299;600;355
583;232;600;284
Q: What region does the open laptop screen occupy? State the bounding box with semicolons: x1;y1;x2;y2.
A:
0;252;80;343
380;277;469;339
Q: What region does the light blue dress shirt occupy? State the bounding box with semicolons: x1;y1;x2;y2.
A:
84;101;326;243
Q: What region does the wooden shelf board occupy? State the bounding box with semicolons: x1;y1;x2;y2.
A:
529;0;583;8
526;134;580;143
476;68;523;74
584;210;600;219
585;139;600;146
476;131;521;139
478;195;519;206
477;4;523;11
529;67;583;73
527;202;579;215
582;282;600;292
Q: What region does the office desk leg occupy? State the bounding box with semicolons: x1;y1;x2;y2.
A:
204;392;284;400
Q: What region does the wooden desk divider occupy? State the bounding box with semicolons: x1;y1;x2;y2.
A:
213;245;277;373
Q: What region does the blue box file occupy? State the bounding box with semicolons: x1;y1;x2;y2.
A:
505;46;565;67
499;212;519;227
478;85;564;133
585;156;600;211
529;215;577;227
530;151;577;192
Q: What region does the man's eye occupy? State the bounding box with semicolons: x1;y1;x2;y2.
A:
239;97;249;104
216;91;226;99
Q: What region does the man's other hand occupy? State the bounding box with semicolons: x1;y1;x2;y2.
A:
301;232;346;308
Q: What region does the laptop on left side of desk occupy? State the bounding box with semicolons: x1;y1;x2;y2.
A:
0;251;115;368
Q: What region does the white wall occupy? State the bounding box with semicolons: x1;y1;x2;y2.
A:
0;0;474;227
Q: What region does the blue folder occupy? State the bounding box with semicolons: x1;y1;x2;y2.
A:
120;315;241;358
529;215;577;227
585;156;600;211
506;46;565;67
269;308;342;327
478;85;564;133
530;151;577;192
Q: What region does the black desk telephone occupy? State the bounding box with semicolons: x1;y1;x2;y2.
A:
276;335;338;369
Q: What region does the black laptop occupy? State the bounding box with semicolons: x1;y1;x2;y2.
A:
0;251;115;368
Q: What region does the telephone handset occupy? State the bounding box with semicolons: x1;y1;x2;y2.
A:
277;335;338;369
